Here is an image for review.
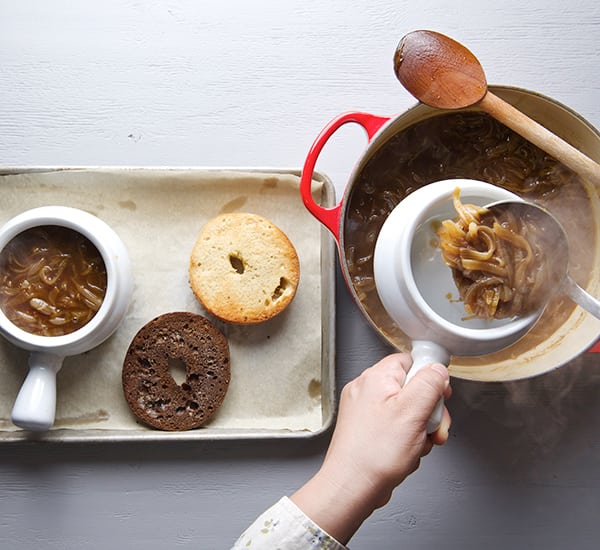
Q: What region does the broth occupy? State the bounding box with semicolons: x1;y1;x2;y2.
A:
343;111;595;353
0;225;107;336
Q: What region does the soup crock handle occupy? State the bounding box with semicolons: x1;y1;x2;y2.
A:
300;112;390;239
404;340;451;434
11;352;64;431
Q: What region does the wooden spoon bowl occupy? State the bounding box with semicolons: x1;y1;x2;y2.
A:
394;30;487;109
394;30;600;186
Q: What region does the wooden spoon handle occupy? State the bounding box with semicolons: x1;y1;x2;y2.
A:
480;92;600;187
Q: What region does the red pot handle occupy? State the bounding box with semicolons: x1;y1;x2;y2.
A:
300;112;391;240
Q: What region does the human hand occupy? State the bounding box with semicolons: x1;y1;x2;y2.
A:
324;353;451;504
291;353;451;544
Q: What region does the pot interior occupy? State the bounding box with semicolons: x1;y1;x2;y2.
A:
341;86;600;381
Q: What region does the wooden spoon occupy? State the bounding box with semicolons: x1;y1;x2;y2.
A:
394;30;600;186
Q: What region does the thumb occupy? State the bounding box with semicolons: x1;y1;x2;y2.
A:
400;363;449;422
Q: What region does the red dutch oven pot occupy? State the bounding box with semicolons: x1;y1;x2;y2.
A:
300;87;600;380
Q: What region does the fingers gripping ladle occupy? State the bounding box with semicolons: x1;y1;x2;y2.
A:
394;30;600;187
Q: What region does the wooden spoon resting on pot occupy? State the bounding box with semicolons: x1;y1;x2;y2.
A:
394;30;600;187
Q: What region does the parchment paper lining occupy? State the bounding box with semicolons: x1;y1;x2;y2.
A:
0;168;331;438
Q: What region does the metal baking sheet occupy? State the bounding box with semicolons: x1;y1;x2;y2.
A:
0;167;336;442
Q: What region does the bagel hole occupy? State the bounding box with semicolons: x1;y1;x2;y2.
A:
168;356;187;386
229;254;245;274
272;277;290;301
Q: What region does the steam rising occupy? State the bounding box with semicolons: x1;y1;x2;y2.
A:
450;351;600;461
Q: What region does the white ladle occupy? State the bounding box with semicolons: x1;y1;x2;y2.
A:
0;206;133;431
485;201;600;320
373;179;543;433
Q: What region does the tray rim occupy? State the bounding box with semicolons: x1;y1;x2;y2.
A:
0;165;337;443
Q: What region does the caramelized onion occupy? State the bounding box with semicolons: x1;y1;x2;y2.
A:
437;189;548;319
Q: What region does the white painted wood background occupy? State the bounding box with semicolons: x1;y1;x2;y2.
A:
1;1;599;548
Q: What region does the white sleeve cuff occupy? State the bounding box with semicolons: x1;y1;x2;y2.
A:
232;496;348;550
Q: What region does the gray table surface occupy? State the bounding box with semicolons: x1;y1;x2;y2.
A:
1;1;599;548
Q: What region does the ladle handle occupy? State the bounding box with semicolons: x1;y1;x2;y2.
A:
564;276;600;320
480;92;600;187
11;352;64;432
405;340;451;434
300;111;390;238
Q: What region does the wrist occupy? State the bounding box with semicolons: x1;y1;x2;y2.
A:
291;462;388;545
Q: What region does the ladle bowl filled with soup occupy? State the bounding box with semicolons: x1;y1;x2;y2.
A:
0;206;133;430
300;86;600;381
